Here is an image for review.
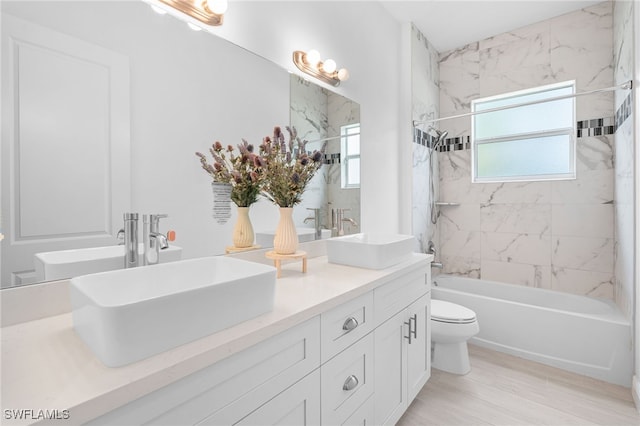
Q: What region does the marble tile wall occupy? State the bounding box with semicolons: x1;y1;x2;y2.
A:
411;25;440;254
326;92;361;234
289;76;329;228
437;2;617;299
613;0;634;318
289;76;361;234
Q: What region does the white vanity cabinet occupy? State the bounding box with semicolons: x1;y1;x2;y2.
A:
373;273;431;426
87;317;321;426
87;261;430;426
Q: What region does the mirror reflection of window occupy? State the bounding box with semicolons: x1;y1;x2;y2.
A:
341;123;360;189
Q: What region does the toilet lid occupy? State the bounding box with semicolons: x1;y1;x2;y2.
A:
431;299;477;324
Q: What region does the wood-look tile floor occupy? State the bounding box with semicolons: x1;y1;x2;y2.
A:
397;345;640;426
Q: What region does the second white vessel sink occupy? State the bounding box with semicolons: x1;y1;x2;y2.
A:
34;244;183;282
326;233;416;269
71;256;276;367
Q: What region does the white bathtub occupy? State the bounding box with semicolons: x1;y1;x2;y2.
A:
432;274;633;387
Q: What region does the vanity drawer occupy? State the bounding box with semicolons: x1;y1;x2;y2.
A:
321;291;374;362
374;268;428;327
321;332;374;426
88;317;320;426
342;394;374;426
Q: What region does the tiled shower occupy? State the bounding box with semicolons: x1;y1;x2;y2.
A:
412;1;635;318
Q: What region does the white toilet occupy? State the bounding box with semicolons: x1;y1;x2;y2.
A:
431;299;479;375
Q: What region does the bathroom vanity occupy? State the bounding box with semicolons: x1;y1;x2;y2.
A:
1;245;431;425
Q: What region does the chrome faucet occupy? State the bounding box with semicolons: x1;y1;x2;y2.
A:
303;208;323;240
426;240;443;269
117;213;139;269
143;214;169;266
332;208;359;236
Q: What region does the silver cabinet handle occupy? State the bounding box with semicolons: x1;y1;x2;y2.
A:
343;375;359;391
342;317;359;332
404;319;412;344
411;313;418;339
404;314;418;344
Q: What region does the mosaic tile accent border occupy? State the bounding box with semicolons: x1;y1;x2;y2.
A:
615;91;633;128
324;153;341;165
576;117;615;137
414;92;634;151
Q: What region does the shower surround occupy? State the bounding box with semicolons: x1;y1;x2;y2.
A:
436;2;618;300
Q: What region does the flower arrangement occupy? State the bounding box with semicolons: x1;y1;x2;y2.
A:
196;140;263;207
258;126;326;208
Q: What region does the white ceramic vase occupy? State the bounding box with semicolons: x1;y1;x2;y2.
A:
232;207;254;248
273;207;298;254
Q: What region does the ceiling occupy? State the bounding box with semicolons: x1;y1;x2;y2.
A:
379;0;603;52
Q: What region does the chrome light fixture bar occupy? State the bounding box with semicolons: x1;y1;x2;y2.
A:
155;0;227;26
293;50;349;87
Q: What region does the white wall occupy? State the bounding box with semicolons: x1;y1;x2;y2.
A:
632;0;640;410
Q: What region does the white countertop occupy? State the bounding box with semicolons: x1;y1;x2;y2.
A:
1;253;429;425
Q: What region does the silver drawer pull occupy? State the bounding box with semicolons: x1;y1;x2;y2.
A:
342;375;359;391
342;317;359;332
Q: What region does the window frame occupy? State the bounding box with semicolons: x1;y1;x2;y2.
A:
471;80;577;183
340;123;360;189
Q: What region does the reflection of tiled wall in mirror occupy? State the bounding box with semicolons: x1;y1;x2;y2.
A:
289;76;361;234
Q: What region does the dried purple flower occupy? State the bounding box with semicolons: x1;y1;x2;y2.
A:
213;141;223;151
312;151;323;163
291;173;300;184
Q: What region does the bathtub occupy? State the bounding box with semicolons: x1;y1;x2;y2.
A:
432;274;633;387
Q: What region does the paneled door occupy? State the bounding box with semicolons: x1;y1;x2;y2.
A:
1;15;130;286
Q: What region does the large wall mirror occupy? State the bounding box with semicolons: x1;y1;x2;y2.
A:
0;0;360;289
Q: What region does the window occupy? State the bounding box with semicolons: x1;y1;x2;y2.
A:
471;81;576;183
341;123;360;188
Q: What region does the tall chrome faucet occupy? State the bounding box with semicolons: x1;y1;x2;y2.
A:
303;208;323;240
143;214;169;266
117;213;139;269
332;208;359;236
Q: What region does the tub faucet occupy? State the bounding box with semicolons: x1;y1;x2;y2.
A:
117;213;139;268
143;214;169;266
303;208;323;240
426;240;443;269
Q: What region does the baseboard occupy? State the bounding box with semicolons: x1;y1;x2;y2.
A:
633;375;640;413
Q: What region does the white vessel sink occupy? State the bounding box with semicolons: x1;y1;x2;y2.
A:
34;244;183;281
70;256;276;367
326;233;416;269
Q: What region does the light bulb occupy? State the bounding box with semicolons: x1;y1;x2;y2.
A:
206;0;228;14
306;50;321;67
187;22;203;31
337;68;350;81
322;59;337;74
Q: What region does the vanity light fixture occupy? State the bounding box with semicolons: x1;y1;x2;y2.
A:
293;50;349;87
154;0;228;26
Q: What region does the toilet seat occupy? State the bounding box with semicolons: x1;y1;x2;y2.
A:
431;299;476;324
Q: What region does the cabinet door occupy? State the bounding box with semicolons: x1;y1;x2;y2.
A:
231;370;320;426
373;311;408;426
407;293;431;402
